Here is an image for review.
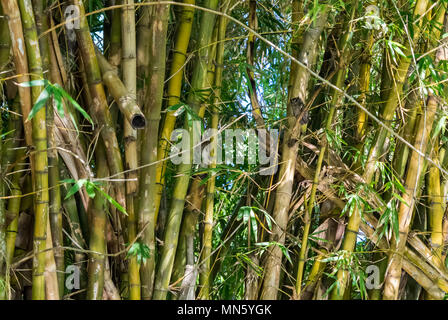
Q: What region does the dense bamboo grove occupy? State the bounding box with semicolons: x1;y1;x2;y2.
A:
1;0;448;300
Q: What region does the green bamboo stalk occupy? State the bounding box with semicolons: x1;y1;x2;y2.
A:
245;0;265;130
72;0;126;215
120;0;140;300
382;6;446;300
170;178;205;298
198;1;230;299
152;0;220;300
137;1;170;300
87;143;108;300
355;7;375;143
17;0;50;300
0;4;9;295
31;0;64;298
96;51;146;129
0;4;10;72
108;0;121;68
260;3;329;300
0;98;6;301
136;0;151;105
331;0;431;300
60;165;88;298
155;0;196;226
4;96;24;268
392;88;421;178
428;155;444;260
296;4;354;297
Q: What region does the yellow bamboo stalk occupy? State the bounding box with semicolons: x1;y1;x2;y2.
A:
121;0;141;300
137;1;170;300
17;0;50;300
296;4;354;297
198;1;230;299
260;3;329;300
152;0;219;300
331;0;431;300
154;0;196;223
382;6;446;300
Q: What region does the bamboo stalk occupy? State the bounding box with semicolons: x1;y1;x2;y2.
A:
392;88;421;178
0;0;32;147
198;2;229;299
4;98;24;267
260;3;329;300
0;4;10;73
137;0;170;300
382;7;447;300
17;0;50;300
296;4;354;297
0;100;6;300
154;0;196;227
428;157;444;260
108;0;121;68
120;0;141;300
152;0;219;300
136;0;151;105
331;0;431;300
355;7;375;143
96;50;146;129
31;0;64;298
170;177;205;298
72;0;126;217
245;0;265;130
87;142;108;300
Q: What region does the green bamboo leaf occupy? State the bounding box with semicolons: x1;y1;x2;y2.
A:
52;90;65;118
85;181;96;199
64;179;87;200
54;83;94;126
27;86;52;121
0;129;16;139
97;187;128;216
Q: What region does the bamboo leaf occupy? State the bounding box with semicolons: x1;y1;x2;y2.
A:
27;86;52;121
